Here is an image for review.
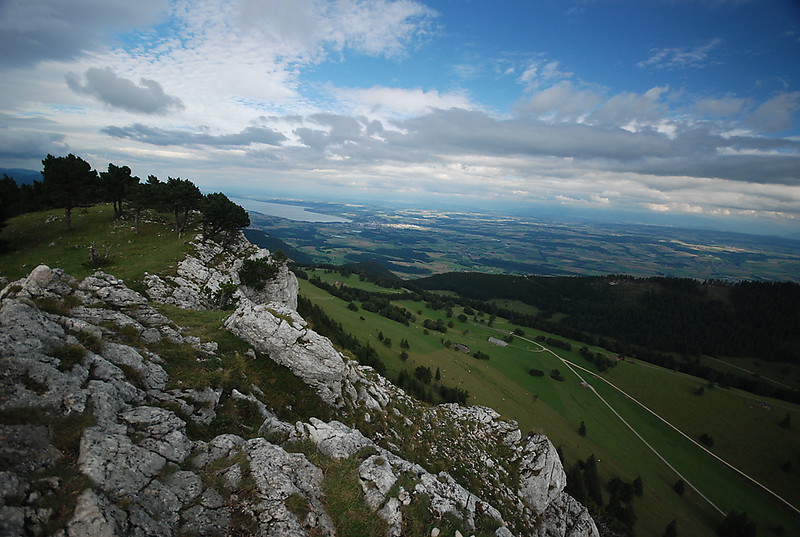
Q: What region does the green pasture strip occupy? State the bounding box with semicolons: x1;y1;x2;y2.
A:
602;359;800;509
0;205;192;283
583;372;800;536
487;298;541;316
305;267;405;294
697;355;800;393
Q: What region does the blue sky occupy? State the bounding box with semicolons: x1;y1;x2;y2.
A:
1;0;799;235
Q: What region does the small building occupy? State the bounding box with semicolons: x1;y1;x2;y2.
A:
488;337;509;347
454;343;471;354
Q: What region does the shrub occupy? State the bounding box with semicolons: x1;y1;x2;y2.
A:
239;258;278;290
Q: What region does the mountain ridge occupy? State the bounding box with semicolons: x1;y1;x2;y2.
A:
0;231;598;536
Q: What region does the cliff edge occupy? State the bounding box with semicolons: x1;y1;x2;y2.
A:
0;234;597;537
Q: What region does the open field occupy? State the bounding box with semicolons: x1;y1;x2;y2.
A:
299;268;800;537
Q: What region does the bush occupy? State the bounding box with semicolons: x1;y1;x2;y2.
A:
529;368;545;377
239;258;278;290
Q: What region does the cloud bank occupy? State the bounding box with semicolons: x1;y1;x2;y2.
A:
0;0;797;234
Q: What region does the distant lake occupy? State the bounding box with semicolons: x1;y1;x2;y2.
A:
231;198;350;223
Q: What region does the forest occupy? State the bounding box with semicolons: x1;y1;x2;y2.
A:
411;272;800;362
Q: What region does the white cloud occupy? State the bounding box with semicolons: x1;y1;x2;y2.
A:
330;85;475;118
589;86;669;128
516;81;602;121
693;96;749;117
518;59;572;88
638;38;723;70
0;0;169;69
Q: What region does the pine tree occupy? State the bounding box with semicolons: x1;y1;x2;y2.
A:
583;455;603;506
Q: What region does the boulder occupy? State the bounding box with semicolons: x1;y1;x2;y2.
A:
518;434;568;514
224;298;348;407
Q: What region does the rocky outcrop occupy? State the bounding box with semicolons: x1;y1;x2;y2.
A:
144;233;298;310
0;261;597;537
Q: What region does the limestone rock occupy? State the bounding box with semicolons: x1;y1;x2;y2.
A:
1;264;76;301
119;406;192;463
78;427;167;500
224;298;348;407
300;418;373;459
536;494;599;537
518;434;567;514
244;438;336;536
144;233;298;310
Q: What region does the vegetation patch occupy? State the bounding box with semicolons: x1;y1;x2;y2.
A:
50;343;86;372
239;257;279;290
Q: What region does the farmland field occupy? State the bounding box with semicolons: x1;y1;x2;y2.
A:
246;199;800;282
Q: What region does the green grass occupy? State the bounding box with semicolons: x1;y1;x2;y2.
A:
305;267;405;294
601;359;800;509
300;270;800;537
0;205;192;283
286;442;388;537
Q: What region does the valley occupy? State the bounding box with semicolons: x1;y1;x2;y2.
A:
244;199;800;282
298;267;800;537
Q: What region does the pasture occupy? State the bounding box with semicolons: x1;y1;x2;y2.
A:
299;270;800;537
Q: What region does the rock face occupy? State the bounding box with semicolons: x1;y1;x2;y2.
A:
0;251;597;536
144;233;298;310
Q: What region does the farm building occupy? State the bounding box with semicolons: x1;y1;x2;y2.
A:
488;337;509;347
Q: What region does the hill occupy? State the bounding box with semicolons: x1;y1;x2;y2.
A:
0;206;597;537
298;265;800;537
0;167;40;185
242;228;315;265
411;272;800;394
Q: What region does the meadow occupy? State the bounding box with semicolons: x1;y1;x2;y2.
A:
0;205;192;283
300;268;800;537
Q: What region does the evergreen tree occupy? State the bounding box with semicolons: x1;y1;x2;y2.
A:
565;464;588;505
41;153;99;230
163;177;202;235
100;163;138;218
0;175;21;238
663;519;677;537
632;476;643;497
583;455;603;506
200;192;249;241
717;511;756;537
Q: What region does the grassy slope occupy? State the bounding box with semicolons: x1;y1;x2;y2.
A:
0;205;192;283
300;269;800;537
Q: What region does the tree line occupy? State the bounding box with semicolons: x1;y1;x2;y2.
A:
410;272;800;365
1;153;249;243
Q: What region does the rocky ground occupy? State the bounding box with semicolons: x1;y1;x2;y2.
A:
0;234;597;536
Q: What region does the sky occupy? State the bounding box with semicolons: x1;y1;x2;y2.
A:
1;0;800;236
